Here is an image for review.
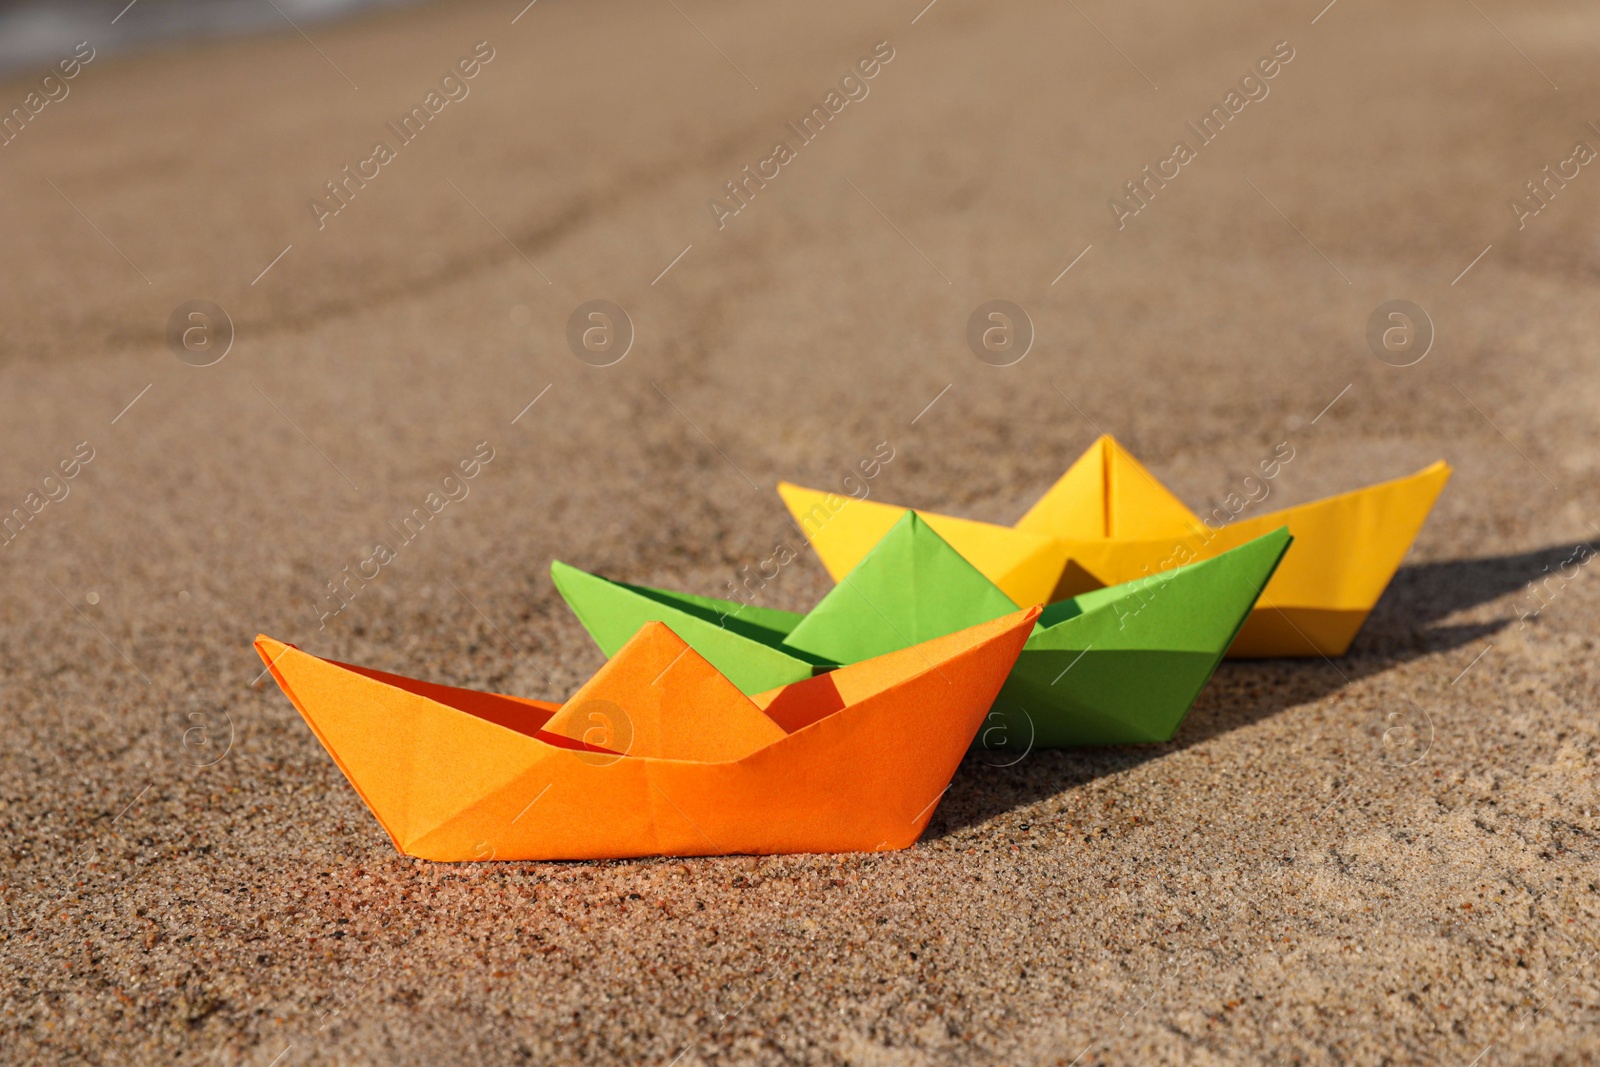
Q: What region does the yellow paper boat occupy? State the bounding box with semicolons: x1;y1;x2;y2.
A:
779;436;1450;657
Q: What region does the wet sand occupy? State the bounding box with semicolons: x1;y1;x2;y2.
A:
2;0;1599;1062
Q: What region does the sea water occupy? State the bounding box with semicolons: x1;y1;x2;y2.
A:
0;0;429;78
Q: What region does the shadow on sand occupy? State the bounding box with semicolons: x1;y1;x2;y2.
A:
931;542;1579;837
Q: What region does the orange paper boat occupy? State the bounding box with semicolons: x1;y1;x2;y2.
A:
253;606;1038;861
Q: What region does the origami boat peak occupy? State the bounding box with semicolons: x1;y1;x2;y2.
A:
775;481;1071;607
541;621;788;762
1015;434;1203;540
781;511;1021;665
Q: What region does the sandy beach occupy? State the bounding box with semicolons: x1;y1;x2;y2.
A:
3;0;1599;1062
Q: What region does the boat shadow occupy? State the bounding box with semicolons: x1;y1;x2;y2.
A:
930;541;1581;838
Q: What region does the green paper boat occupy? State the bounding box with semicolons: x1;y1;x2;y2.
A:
551;515;1291;746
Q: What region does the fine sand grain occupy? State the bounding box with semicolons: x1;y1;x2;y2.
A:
2;0;1599;1063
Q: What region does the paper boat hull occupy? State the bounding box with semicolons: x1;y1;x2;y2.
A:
1043;462;1450;657
978;527;1291;748
253;609;1035;861
780;462;1448;658
987;649;1225;748
558;527;1290;748
1227;606;1368;658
